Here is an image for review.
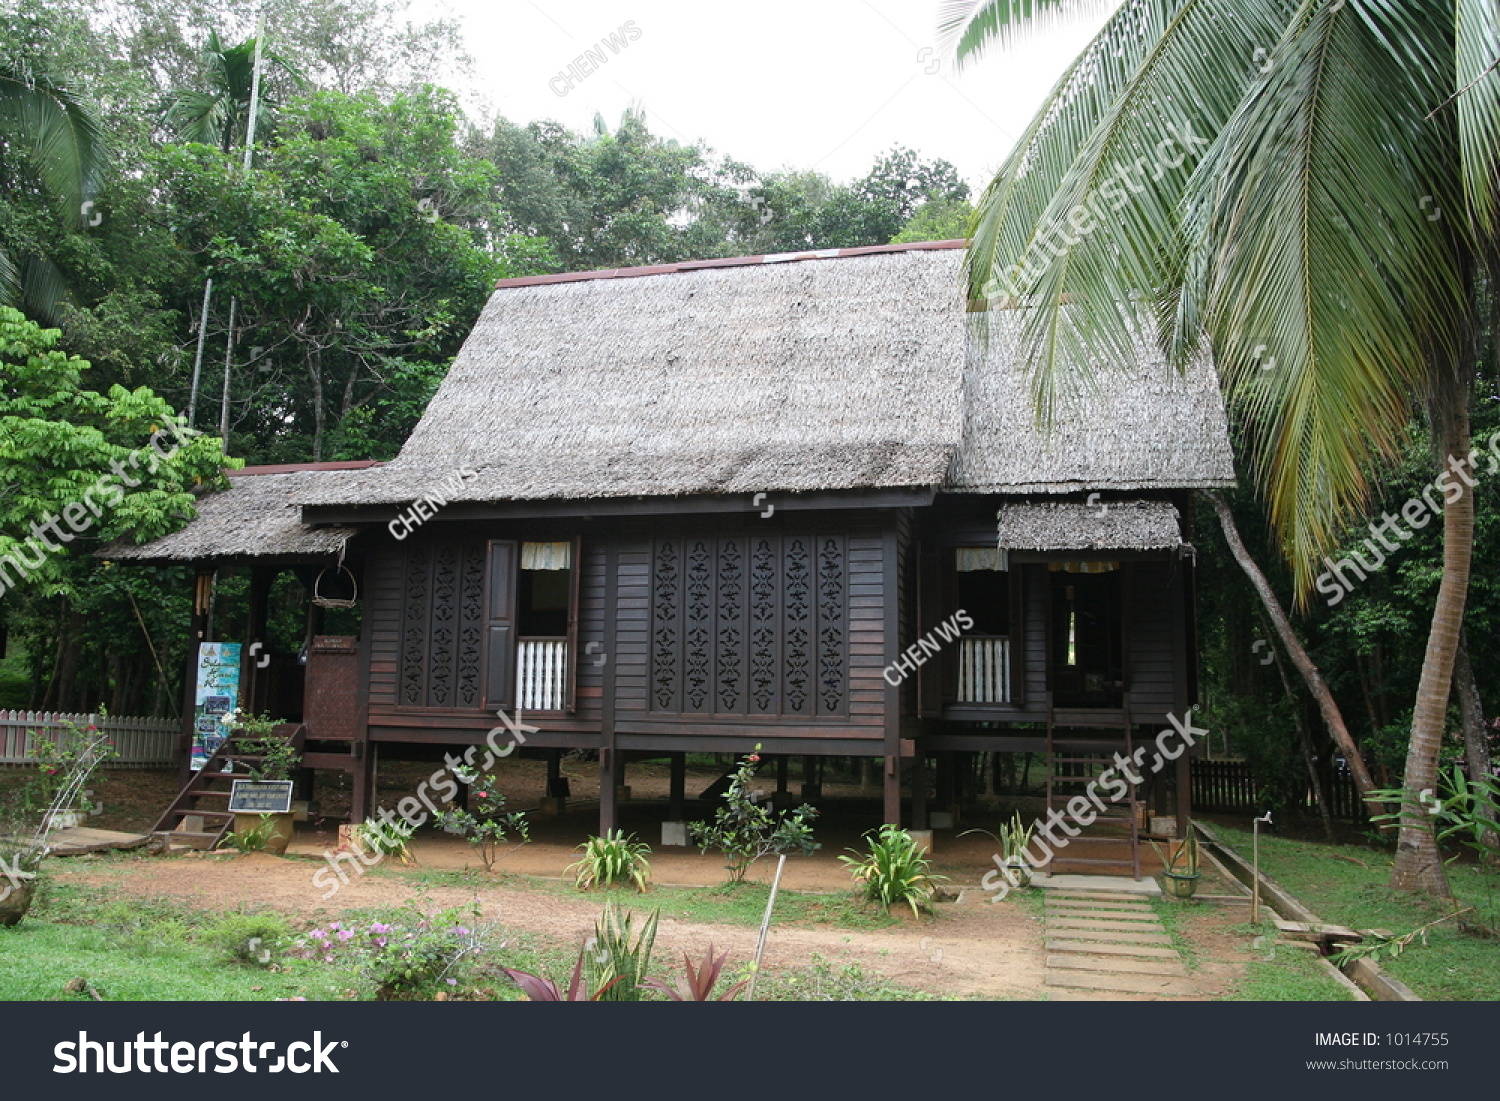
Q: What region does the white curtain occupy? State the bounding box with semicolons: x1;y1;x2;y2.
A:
956;546;1005;572
521;541;572;570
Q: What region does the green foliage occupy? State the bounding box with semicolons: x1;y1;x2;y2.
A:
233;720;299;782
582;903;658;1002
354;815;415;860
568;829;652;892
200;910;295;967
295;898;495;1000
1368;767;1500;862
840;823;948;918
1214;823;1500;1000
221;814;277;854
689;746;819;883
432;771;529;873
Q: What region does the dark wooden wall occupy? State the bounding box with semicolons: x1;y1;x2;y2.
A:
350;494;1195;757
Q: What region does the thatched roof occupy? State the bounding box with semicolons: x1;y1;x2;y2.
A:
102;467;367;563
995;500;1183;552
296;241;1234;509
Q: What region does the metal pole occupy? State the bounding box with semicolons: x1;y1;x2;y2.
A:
1252;810;1272;924
745;853;786;1001
187;276;213;427
217;9;264;451
218;296;237;445
241;9;265;171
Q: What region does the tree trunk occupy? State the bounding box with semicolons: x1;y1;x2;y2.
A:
1389;401;1470;900
1264;627;1336;840
1205;492;1377;796
1453;629;1497;864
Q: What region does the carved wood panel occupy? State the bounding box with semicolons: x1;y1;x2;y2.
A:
650;532;847;718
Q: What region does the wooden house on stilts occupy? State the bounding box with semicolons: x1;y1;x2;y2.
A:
109;239;1236;874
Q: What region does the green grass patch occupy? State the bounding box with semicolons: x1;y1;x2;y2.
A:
1213;824;1500;1001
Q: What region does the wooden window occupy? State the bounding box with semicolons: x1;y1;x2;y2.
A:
948;547;1018;705
650;533;847;718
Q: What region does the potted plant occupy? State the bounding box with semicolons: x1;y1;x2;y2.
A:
1152;824;1201;898
226;713;299;856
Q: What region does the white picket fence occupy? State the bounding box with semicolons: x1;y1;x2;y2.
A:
0;710;177;768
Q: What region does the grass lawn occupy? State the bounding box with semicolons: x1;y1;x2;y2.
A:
0;869;932;1002
1213;823;1500;1001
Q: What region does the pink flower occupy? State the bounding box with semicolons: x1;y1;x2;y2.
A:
476;791;488;798
338;929;355;941
309;928;327;939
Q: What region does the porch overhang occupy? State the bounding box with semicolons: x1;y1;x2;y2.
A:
994;498;1185;566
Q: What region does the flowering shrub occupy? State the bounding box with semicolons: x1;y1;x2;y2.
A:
31;717;117;807
689;745;818;883
293;898;498;1000
433;770;530;873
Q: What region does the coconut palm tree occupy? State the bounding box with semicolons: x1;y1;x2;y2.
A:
0;61;110;316
160;31;304;155
944;0;1500;899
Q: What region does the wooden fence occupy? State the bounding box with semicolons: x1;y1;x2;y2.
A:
0;710;177;768
1191;757;1367;822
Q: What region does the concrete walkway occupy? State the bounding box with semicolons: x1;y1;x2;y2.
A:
1041;885;1196;999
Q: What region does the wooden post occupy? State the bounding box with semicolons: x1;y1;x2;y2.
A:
351;742;375;824
800;755;821;801
669;752;686;819
178;567;215;786
935;751;955;811
883;754;901;826
911;754;929;830
1175;752;1191;839
599;748;619;835
775;755;789;794
244;566;272;713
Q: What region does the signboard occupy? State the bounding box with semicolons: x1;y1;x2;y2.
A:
190;642;242;771
227;780;295;815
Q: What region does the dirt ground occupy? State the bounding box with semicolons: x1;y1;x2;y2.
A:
36;759;1270;999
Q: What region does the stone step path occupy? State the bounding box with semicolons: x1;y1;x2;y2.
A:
1042;889;1195;999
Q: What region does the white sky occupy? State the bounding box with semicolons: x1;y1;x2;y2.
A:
425;0;1116;191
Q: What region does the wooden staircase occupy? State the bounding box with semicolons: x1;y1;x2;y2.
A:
1044;693;1142;879
150;724;306;850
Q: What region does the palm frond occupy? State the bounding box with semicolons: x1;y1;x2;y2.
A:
0;63;110;224
968;0;1296;421
1453;0;1500;236
1197;0;1468;596
938;0;1114;67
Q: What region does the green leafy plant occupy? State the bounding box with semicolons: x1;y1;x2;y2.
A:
221;814;278;854
642;945;748;1001
433;770;529;873
201;911;295;968
1368;767;1500;862
31;714;118;808
689;745;818;883
582;903;659;1002
355;816;417;864
962;812;1037;886
840;823;948;918
1150;825;1200;877
229;715;299;782
568;830;652;892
